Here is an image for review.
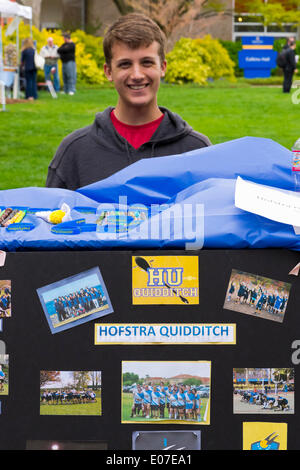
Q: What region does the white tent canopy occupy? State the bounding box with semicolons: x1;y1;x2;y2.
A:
0;0;32;20
0;1;33;105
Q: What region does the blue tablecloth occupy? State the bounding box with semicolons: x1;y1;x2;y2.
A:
0;136;299;251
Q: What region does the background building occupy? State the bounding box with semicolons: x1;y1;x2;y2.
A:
234;0;300;40
16;0;300;42
18;0;121;32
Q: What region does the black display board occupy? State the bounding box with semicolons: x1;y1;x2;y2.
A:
0;249;299;452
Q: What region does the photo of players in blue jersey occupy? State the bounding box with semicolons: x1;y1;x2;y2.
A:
122;361;211;425
0;281;11;318
49;286;106;324
224;269;291;323
37;267;114;334
233;368;294;415
40;371;102;416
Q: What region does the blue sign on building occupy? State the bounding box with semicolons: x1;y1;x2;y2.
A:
242;36;275;47
238;36;277;78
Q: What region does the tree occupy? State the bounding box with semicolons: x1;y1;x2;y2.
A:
244;0;300;28
72;371;92;389
112;0;133;15
122;372;140;385
90;371;102;390
40;371;60;387
183;378;202;386
272;368;294;384
113;0;233;39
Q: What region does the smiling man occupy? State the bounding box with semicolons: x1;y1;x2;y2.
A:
46;14;211;191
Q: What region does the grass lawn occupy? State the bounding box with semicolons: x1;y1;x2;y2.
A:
0;81;298;190
40;392;102;416
121;392;209;424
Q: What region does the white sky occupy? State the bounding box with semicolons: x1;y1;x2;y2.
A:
41;273;100;303
122;361;211;378
43;371;101;388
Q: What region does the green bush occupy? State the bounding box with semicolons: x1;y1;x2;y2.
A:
165;36;236;86
197;36;236;81
219;39;243;77
3;23;108;85
164;38;210;85
72;29;105;69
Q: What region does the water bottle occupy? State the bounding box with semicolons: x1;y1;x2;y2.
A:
292;138;300;191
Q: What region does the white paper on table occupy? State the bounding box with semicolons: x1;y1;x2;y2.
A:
235;176;300;229
294;226;300;235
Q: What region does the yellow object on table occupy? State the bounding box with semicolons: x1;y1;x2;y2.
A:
35;203;72;225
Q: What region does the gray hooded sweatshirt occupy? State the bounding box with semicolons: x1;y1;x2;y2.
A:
46;106;211;191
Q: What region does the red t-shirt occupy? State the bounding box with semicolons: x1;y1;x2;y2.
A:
110;110;164;149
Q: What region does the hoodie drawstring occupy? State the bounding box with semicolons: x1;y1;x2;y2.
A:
150;143;156;158
124;140;131;164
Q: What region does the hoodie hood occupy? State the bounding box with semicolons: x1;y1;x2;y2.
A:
46;106;210;190
91;106;194;156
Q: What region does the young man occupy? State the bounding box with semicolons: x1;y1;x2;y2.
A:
46;13;211;191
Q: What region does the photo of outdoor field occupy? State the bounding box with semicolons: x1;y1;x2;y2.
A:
233;368;294;415
0;355;9;396
121;361;211;425
37;267;113;334
0;281;11;318
40;371;102;416
224;270;291;323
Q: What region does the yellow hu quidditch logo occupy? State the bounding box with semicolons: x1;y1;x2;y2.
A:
243;422;287;450
132;256;199;305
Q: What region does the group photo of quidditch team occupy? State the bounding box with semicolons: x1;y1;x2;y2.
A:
224;270;291;323
41;388;97;406
51;286;107;325
129;383;207;423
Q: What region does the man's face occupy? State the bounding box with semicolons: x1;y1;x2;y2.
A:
104;41;166;110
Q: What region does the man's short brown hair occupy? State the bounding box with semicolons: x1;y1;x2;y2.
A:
103;13;166;66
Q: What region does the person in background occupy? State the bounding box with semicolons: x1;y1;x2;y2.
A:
40;37;60;92
20;37;37;101
282;37;297;93
57;32;76;95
